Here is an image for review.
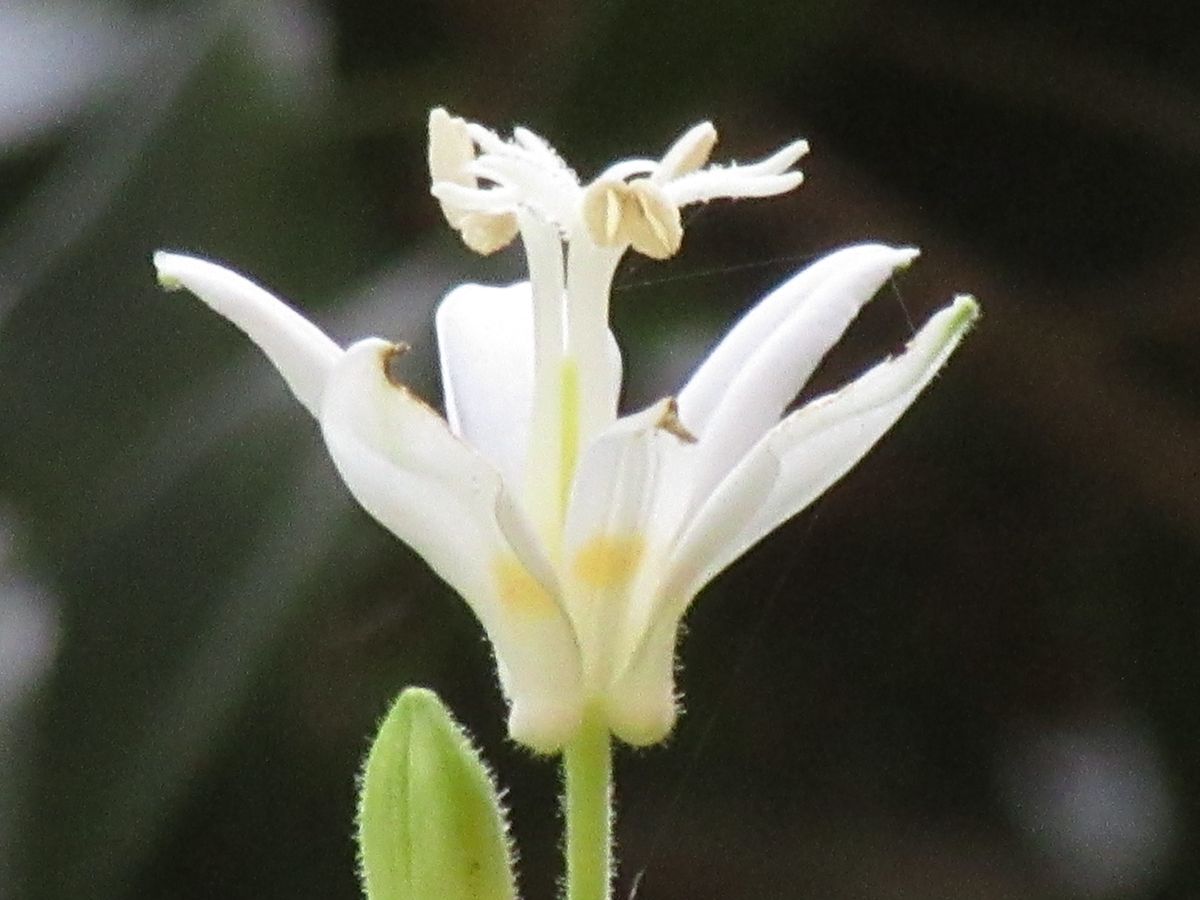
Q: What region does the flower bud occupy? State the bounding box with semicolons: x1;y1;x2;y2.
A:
357;688;517;900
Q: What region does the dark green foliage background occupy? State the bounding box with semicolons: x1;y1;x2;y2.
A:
2;1;1198;898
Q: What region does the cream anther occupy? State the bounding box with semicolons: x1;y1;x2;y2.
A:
459;211;520;256
428;108;519;255
581;178;682;260
654;121;718;182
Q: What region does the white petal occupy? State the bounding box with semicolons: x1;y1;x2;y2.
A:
751;295;978;543
562;400;695;701
683;244;920;502
658;439;780;608
602;424;776;747
436;282;534;495
153;252;341;417
603;615;679;746
678;295;979;601
678;244;914;433
320;338;583;752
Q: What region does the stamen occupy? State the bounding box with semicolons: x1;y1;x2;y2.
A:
428;109;475;209
654;121;718;181
580;179;683;259
580;180;624;247
459;212;520;256
427;108;519;254
603;186;622;243
627;182;681;260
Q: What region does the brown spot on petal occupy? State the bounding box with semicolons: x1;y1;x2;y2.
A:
382;342;412;387
656;398;697;444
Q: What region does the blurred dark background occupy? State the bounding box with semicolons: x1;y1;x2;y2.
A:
1;1;1198;898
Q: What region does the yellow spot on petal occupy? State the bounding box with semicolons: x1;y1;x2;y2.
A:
573;534;645;589
493;556;556;616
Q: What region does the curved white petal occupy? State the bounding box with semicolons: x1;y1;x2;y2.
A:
603;614;679;746
601;421;777;746
684;244;920;502
659;440;780;608
436;282;534;494
678;243;917;434
320;338;583;752
749;295;978;549
673;295;979;603
605;440;777;729
153;252;341;417
561;401;694;692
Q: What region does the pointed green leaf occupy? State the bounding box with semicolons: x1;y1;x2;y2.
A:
357;688;518;900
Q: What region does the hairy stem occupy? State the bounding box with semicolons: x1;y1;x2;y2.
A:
561;707;612;900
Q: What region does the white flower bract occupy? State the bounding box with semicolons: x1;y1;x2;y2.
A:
153;109;978;753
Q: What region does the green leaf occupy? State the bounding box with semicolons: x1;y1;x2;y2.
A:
358;688;518;900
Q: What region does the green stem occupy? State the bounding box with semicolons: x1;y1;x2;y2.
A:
562;706;613;900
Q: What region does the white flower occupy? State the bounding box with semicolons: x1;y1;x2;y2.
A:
153;109;977;753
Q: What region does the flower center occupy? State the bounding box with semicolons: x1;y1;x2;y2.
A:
427;109;810;556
